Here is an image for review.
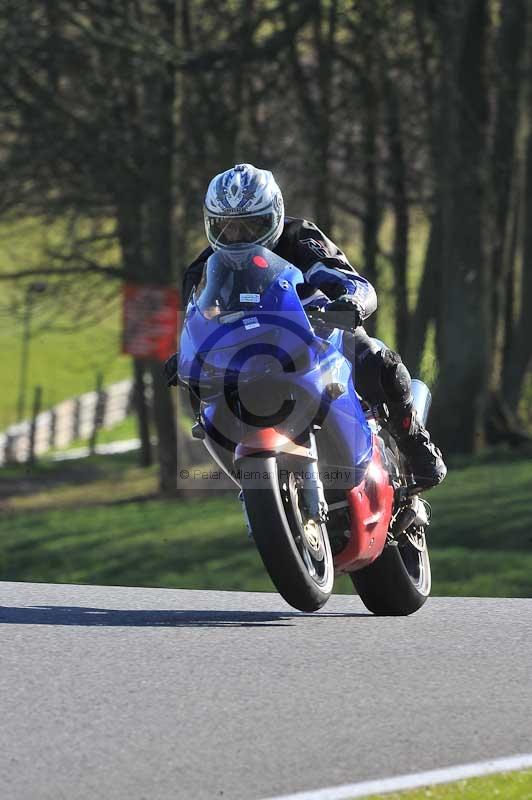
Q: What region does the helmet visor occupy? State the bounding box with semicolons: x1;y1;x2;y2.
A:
205;213;275;248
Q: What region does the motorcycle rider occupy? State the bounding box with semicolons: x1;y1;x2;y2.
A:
166;163;446;490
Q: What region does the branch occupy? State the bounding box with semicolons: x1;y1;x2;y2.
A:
332;197;368;221
0;264;123;281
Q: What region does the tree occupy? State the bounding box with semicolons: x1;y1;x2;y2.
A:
0;0;530;466
502;10;532;417
0;0;180;490
427;1;491;453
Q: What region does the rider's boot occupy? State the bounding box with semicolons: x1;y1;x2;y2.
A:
386;403;447;490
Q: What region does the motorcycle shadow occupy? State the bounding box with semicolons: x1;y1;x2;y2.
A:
0;605;372;628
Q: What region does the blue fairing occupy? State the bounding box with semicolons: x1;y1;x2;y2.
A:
178;246;372;473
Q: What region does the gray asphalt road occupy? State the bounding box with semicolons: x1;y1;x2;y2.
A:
1;583;531;800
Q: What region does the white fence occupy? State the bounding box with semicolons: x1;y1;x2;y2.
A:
0;379;134;466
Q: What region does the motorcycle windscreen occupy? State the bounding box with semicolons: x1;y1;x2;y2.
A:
194;247;288;320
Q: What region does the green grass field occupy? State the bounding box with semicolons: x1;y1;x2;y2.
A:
1;447;530;596
0;218;130;428
358;769;532;799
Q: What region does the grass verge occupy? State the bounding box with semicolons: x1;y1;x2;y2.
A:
0;447;531;596
359;768;532;799
0;218;130;428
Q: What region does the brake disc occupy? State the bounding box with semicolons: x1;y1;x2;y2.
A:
303;519;322;553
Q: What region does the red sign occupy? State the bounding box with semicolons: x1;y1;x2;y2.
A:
122;284;180;361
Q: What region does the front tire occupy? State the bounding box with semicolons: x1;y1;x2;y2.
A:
239;456;334;612
350;531;431;616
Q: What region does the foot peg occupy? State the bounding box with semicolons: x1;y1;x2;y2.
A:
191;421;205;440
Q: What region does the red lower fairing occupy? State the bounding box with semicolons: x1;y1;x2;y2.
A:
333;435;394;574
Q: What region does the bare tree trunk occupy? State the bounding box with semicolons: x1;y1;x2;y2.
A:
384;74;409;354
404;214;440;373
313;0;338;233
410;0;441;376
488;0;527;389
282;1;335;233
501;182;521;402
431;0;491;454
143;0;178;494
503;99;532;414
361;45;380;338
133;358;152;468
148;359;178;492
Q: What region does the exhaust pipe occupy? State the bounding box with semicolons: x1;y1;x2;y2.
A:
392;495;431;536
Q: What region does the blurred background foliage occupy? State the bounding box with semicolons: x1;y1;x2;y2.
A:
0;1;530;554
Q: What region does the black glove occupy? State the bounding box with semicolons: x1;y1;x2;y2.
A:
163;352;179;386
325;295;363;328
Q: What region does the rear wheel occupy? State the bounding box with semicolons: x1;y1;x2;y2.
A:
240;456;334;612
350;529;431;616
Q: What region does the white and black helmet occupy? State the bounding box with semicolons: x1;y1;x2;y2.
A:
204;163;284;251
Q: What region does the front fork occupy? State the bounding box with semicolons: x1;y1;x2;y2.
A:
239;490;253;538
238;430;329;533
300;433;328;523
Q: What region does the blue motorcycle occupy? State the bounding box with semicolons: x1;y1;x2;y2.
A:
178;246;433;614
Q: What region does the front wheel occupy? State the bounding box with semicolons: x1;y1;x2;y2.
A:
239;456;334;612
350;530;431;616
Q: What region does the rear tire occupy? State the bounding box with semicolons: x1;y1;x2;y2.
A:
350;533;431;616
240;456;334;612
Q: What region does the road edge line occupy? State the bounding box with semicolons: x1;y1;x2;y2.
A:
260;753;532;800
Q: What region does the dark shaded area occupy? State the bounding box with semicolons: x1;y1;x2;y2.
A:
0;605;370;627
0;0;530;470
0;451;139;501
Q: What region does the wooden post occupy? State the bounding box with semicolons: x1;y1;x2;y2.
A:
72;397;81;442
5;433;14;464
1;434;9;466
27;386;42;465
89;372;105;455
48;408;57;451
